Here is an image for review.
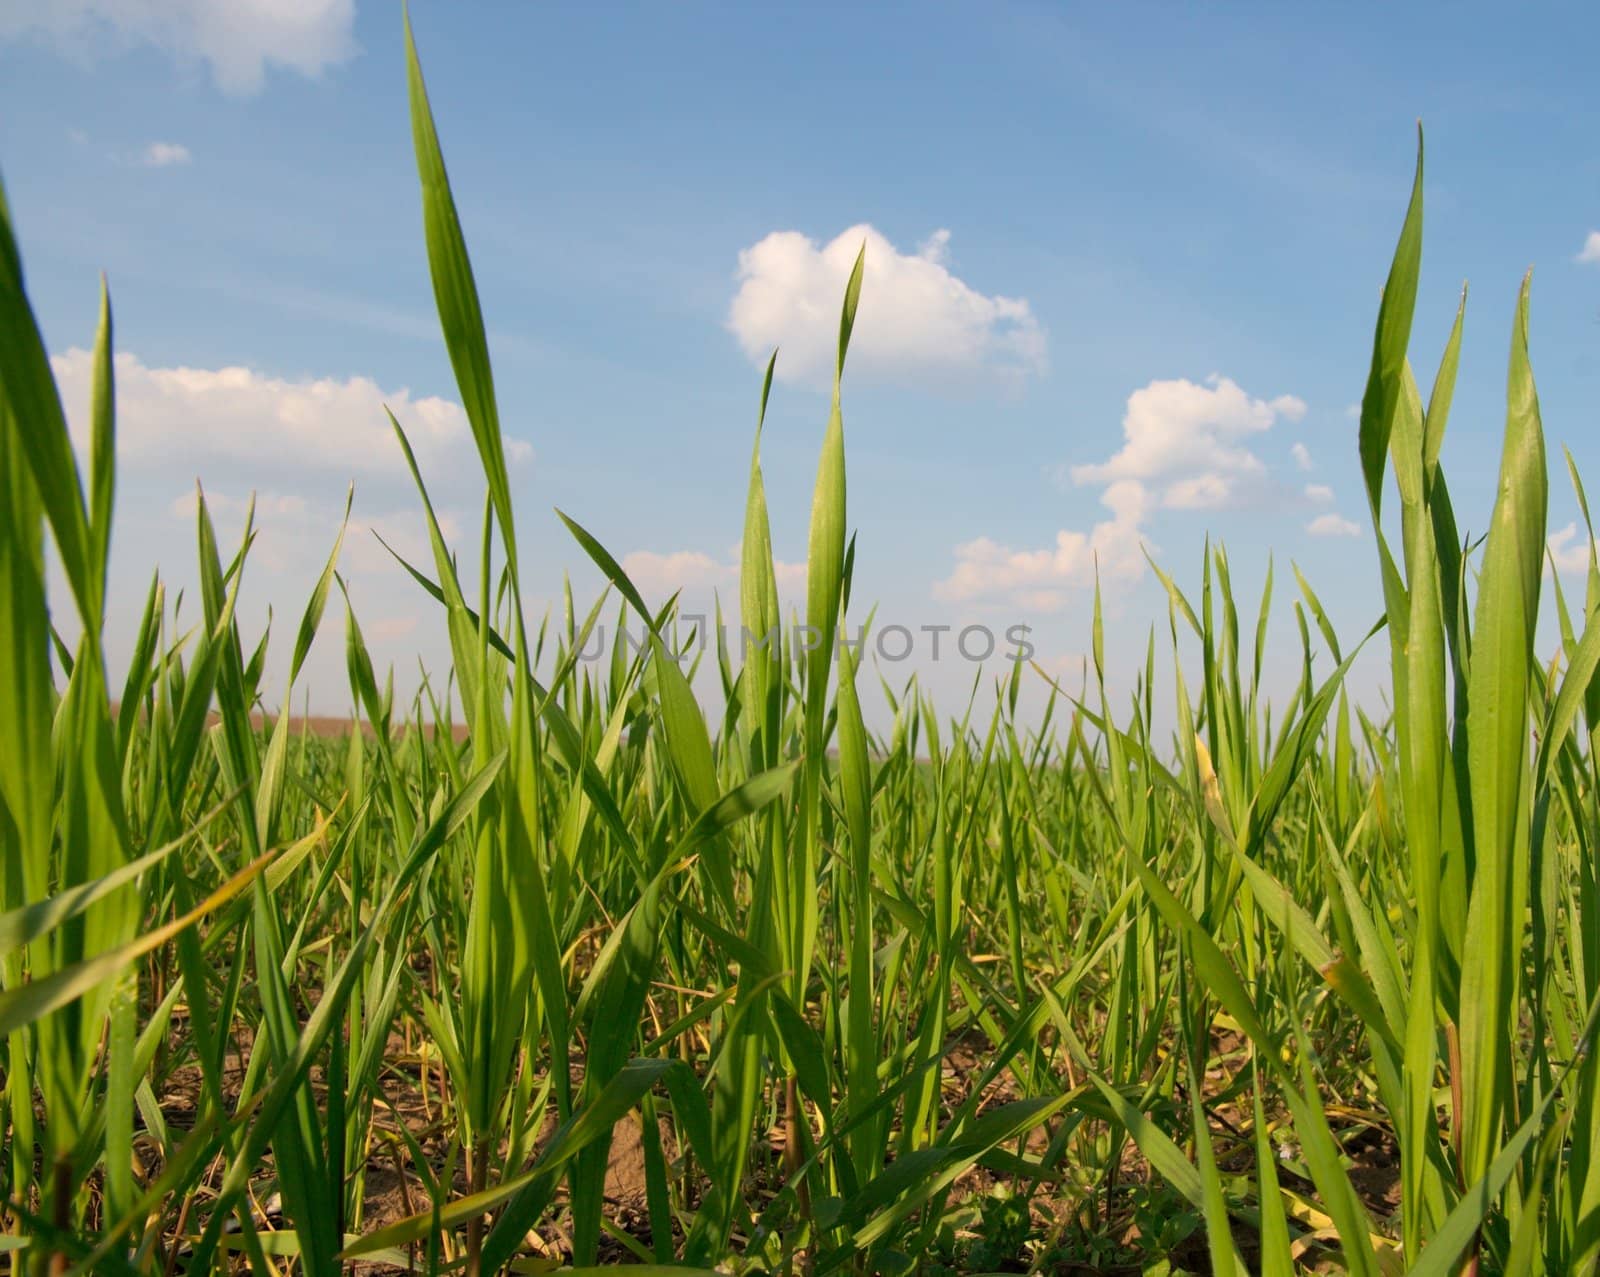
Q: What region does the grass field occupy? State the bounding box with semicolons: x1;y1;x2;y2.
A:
4;18;1600;1277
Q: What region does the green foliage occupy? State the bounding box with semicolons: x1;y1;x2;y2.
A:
0;22;1596;1277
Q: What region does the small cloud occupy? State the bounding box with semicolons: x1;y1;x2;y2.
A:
728;223;1045;388
1307;513;1360;538
1550;522;1595;573
142;141;192;167
620;547;805;601
1345;403;1360;420
1578;232;1600;265
67;127;88;145
1305;483;1334;505
933;480;1150;611
621;550;735;593
975;373;1306;611
1068;374;1305;511
1291;442;1312;471
0;0;358;96
1163;473;1234;510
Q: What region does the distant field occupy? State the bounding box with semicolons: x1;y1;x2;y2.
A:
112;706;472;744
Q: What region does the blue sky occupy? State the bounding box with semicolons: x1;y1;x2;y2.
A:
2;1;1598;727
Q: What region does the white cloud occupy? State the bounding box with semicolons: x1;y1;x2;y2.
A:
1163;473;1235;510
53;348;520;703
1069;375;1305;510
142;141;191;167
50;349;531;492
1291;442;1312;471
1307;513;1360;538
933;480;1149;613
620;547;806;600
1305;483;1334;505
169;489;303;520
0;0;357;95
1549;522;1595;573
1578;232;1600;265
164;485;458;582
728;223;1045;387
622;550;736;593
937;373;1304;610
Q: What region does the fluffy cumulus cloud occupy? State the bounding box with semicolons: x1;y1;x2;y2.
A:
0;0;357;94
50;347;527;703
728;224;1045;387
1291;442;1313;471
1070;374;1306;510
1300;486;1364;537
934;374;1305;611
42;347;526;712
933;480;1149;614
620;547;806;600
1579;232;1600;265
142;141;191;167
50;348;530;492
1307;513;1360;538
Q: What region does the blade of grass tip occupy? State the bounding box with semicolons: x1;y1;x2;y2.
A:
793;246;863;1010
88;277;114;624
290;483;353;687
1422;284;1466;483
115;572;162;762
0;170;98;630
1292;563;1342;665
256;487;353;849
1561;446;1600;631
0;318;57;924
557;508;654;624
649;631;735;911
1460;270;1546;1189
403;8;518;571
804;243;863;741
1357;125;1424;523
741;350;782;755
